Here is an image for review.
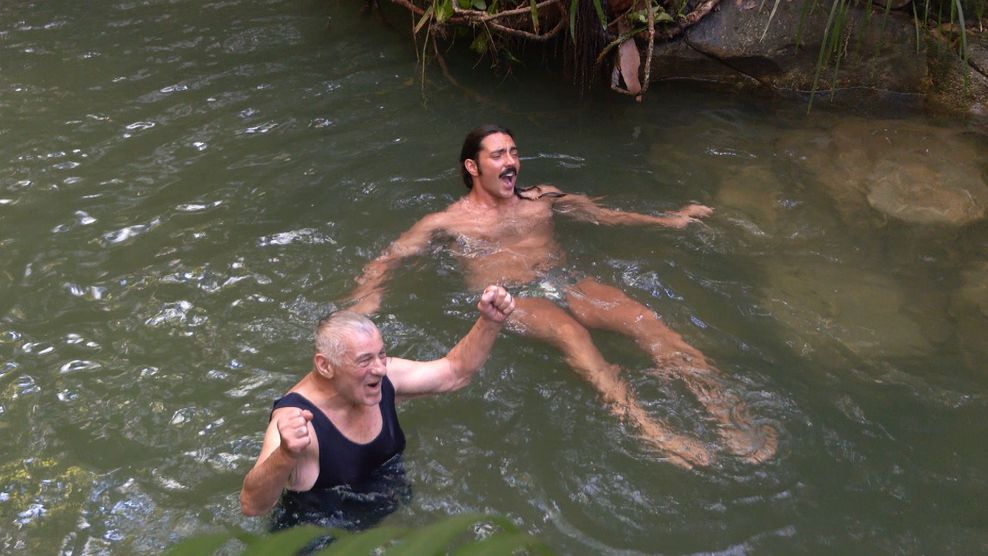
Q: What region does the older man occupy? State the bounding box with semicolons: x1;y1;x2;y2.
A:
347;124;777;467
240;285;514;528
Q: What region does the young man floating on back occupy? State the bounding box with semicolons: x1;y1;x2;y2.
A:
348;124;777;468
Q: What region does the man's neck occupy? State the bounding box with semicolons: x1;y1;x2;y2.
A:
465;186;517;209
295;372;371;414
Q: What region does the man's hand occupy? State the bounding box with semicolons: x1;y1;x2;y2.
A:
477;285;515;323
679;204;713;219
276;409;313;458
350;293;382;316
665;203;714;228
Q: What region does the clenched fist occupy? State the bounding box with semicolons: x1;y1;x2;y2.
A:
477;285;515;324
276;408;313;458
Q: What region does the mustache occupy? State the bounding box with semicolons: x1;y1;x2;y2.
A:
499;167;517;178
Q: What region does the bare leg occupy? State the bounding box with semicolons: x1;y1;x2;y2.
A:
564;278;778;463
510;297;711;468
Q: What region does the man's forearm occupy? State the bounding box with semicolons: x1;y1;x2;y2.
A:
596;208;682;227
445;318;503;386
240;448;295;516
348;258;393;313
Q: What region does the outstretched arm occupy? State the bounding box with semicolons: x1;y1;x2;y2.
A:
388;285;515;399
545;185;713;228
348;213;445;314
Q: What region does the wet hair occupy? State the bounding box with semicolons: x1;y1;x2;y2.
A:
459;124;514;189
314;310;378;369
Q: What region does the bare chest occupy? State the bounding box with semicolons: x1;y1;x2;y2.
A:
448;201;554;246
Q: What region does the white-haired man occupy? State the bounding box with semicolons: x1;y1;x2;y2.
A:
240;285;514;527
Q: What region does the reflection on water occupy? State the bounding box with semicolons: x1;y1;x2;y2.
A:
2;0;988;553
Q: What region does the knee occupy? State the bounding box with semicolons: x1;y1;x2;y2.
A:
555;320;593;349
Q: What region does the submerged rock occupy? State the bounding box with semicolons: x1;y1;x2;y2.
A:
866;160;987;225
761;258;931;358
952;261;988;369
780;119;988;226
955;261;988;318
714;164;783;236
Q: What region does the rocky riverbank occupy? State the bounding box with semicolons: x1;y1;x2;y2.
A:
647;1;987;117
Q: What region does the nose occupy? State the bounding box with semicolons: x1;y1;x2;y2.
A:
370;354;387;376
505;151;517;166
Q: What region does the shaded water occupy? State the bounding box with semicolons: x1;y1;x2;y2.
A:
2;1;988;553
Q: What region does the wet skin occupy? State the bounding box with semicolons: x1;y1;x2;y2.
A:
350;132;777;468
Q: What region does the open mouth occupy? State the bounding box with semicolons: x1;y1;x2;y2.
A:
499;167;517;188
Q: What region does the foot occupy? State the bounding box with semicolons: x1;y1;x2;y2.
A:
649;363;779;464
652;433;713;470
720;423;778;464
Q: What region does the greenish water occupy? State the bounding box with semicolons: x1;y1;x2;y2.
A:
2;1;988;553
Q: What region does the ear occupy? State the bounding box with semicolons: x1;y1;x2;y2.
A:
313;353;335;379
464;158;479;178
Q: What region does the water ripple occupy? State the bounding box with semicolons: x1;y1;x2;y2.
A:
59;360;102;375
258;228;337;247
99;218;160;246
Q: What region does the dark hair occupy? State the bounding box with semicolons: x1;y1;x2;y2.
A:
459;124;514;189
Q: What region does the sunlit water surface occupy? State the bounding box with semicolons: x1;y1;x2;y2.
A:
2;1;987;553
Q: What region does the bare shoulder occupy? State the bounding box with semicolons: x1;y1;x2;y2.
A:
517;183;566;201
408;208;455;235
536;184;565;196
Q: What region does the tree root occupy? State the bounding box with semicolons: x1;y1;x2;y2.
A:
378;0;722;99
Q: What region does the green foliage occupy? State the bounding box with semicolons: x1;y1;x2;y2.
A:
794;0;985;112
398;0;985;100
470;32;490;55
163;513;553;556
627;1;673;26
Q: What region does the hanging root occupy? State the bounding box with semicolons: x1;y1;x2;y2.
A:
373;0;722;99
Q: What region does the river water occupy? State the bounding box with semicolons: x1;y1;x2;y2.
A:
2;1;987;554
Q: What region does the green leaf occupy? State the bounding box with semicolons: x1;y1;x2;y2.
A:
241;525;331;556
227;527;261;546
385;513;488;555
807;0;843;113
953;0;968;63
470;32;489;55
436;0;454;23
529;0;540;34
591;0;607;29
414;4;435;34
472;0;487;10
313;526;408;555
451;531;552;556
629;4;671;25
163;532;230;556
458;0;472;9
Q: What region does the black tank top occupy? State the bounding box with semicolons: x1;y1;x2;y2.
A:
271;376;406;489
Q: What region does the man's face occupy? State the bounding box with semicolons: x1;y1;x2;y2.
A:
334;328;388;407
470;132;519;199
